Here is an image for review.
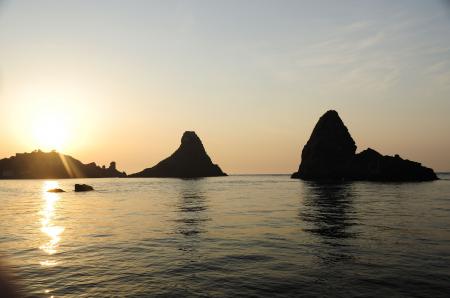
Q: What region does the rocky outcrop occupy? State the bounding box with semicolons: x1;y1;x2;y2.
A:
0;150;127;179
347;148;437;181
292;110;438;181
75;184;94;192
130;131;227;178
291;110;356;180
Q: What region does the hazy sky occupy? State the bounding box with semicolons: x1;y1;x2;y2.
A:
0;0;449;174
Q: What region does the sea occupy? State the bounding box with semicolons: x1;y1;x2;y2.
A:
0;174;449;297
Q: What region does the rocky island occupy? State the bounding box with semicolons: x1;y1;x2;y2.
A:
130;131;227;178
292;110;438;181
0;150;126;179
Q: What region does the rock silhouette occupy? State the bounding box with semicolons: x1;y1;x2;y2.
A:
292;110;356;180
75;184;94;192
0;150;126;179
348;148;437;181
292;110;438;181
130;131;227;178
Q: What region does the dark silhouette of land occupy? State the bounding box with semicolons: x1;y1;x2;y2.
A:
0;150;126;179
0;122;439;180
130;131;227;178
292;110;438;181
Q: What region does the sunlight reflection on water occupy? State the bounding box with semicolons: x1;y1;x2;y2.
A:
39;181;64;267
0;176;449;297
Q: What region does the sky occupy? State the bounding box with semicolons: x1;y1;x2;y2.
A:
0;0;449;174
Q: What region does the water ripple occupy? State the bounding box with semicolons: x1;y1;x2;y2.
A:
0;176;449;297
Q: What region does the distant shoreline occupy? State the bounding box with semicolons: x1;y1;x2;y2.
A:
1;173;449;181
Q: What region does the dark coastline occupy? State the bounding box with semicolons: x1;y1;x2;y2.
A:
0;121;440;181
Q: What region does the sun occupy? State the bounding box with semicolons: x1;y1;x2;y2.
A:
32;116;69;152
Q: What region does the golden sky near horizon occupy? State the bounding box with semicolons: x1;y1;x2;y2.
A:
0;1;449;173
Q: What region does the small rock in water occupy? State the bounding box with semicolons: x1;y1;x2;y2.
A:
74;184;94;192
47;188;65;193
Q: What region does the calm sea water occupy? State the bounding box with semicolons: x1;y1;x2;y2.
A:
1;175;450;297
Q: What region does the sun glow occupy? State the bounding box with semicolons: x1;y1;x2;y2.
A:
9;85;94;154
32;115;70;152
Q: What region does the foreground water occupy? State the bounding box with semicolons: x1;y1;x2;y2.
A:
1;175;449;297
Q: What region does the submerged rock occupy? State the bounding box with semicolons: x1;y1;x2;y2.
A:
47;188;65;193
74;184;94;192
130;131;227;178
292;110;438;181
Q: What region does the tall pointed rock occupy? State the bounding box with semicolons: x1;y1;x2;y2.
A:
292;110;437;181
130;131;227;178
292;110;356;179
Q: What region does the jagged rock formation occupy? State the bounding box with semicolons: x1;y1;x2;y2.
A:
0;150;126;179
347;148;437;181
130;131;227;178
292;110;438;181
